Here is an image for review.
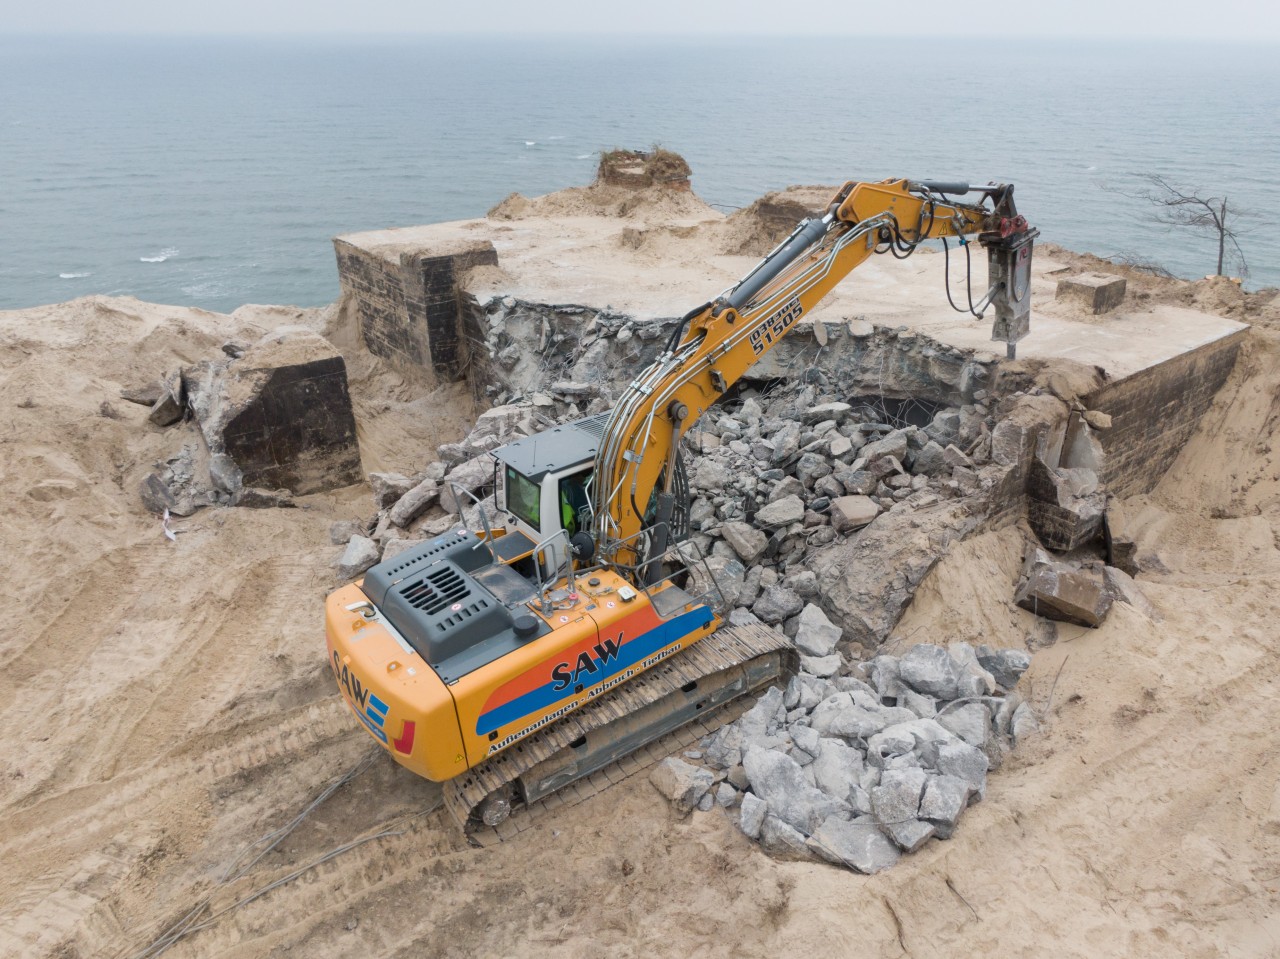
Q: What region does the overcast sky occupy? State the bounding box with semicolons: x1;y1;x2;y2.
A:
4;0;1277;41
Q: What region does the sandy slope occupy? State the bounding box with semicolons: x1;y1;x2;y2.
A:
1;292;1278;958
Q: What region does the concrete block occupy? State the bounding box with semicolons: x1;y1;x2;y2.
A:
830;495;880;534
649;757;715;815
1015;557;1113;627
1055;272;1127;314
806;815;900;873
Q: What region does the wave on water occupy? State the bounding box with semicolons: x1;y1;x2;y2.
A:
575;153;593;160
59;272;91;279
140;247;179;263
524;140;536;147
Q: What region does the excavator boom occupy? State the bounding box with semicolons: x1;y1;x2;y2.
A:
592;178;1036;566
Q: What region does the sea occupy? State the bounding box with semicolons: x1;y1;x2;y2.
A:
1;35;1277;314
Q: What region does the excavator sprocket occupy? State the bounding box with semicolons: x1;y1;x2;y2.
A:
442;622;797;846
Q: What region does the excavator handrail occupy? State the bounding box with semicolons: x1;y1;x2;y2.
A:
447;480;499;565
531;528;578;614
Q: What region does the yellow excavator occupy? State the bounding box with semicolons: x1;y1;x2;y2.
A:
325;178;1037;840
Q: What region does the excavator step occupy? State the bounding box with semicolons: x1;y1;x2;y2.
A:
442;622;798;846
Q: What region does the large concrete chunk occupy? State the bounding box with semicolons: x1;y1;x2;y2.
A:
742;746;850;835
807;815;901;873
935;740;989;799
440;453;495;514
898;645;963;700
337;535;381;580
753;584;804;625
759;816;812;860
389;478;441;528
794;604;842;657
1103;566;1161;620
187;331;362;495
919;774;974;839
830;495;880;534
976;645;1032;691
870;767;935;852
649;757;714;815
1055;272;1127;314
756;494;805;528
809;739;866;804
720;521;768;565
1015;555;1113;627
739;792;767;839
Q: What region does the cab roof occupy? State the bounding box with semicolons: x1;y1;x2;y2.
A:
490;411;609;482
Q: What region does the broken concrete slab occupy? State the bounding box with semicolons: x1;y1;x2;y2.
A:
752;584;804;625
755;494;805;528
148;373;184;427
121;380;165;407
799;654;842;678
937;702;991;749
440;453;495;514
232;487;295;509
759;816;812;859
739;792;767;839
369;472;415;509
934;740;989;800
976;645;1032;691
139;473;178;515
809;739;866;804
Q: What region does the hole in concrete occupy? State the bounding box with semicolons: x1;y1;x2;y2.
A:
847;395;946;430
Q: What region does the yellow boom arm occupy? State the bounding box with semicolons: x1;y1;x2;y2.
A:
590;177;1036;567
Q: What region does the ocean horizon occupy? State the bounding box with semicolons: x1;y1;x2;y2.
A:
2;34;1276;313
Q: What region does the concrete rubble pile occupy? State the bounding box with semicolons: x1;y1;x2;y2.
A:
131;329;363;516
650;639;1034;873
324;308;1171;866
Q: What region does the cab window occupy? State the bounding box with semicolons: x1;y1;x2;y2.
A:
505;466;541;530
558;469;593;536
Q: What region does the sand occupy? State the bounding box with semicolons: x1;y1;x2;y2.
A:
2;228;1279;956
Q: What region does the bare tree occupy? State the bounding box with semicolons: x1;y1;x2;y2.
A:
1108;174;1251;278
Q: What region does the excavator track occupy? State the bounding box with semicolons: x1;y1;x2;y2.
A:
443;622;797;846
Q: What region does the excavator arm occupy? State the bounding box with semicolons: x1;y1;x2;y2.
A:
591;177;1037;568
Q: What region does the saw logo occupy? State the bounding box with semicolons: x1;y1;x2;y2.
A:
550;634;622;692
331;651;416;755
749;296;803;355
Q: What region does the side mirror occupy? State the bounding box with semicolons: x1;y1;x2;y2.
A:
570;531;596;565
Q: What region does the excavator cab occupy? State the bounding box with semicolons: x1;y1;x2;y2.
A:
489;412;607;581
